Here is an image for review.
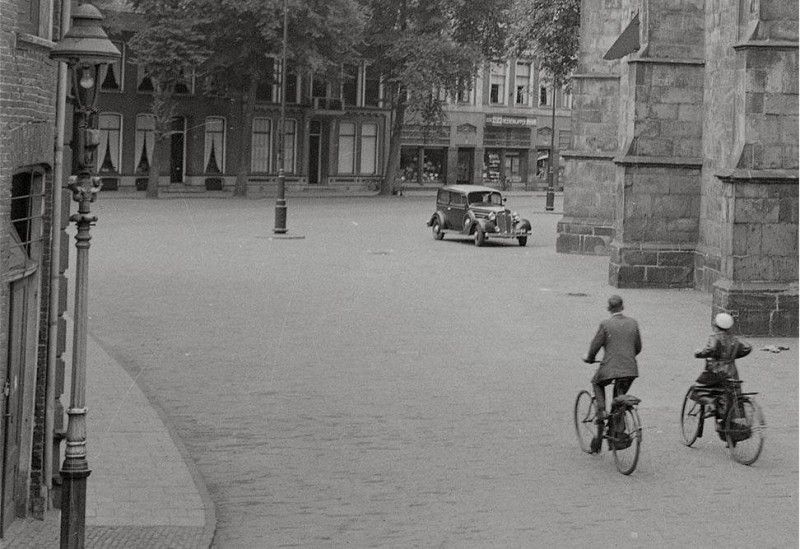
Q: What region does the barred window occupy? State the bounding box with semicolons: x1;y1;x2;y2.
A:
10;169;45;264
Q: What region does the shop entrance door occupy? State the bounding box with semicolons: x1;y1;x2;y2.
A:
308;120;322;184
1;280;29;535
456;149;473;185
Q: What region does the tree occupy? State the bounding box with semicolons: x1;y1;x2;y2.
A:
506;0;580;206
360;0;510;195
126;0;211;198
196;0;366;196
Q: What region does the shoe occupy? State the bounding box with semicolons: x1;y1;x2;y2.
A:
590;436;602;454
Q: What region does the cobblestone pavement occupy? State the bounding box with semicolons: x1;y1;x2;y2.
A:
77;194;796;547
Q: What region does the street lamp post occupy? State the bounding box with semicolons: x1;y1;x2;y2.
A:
49;4;119;548
545;95;556;212
274;0;289;234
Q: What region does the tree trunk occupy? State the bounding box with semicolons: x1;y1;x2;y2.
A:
146;134;164;198
380;92;406;196
234;79;258;197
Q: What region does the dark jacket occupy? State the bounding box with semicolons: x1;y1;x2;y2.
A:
694;331;751;381
586;313;642;382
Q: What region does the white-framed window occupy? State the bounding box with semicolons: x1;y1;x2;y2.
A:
515;62;532;106
204;117;225;173
489;62;507;105
251;118;272;173
282;119;297;173
18;0;52;38
560;86;573;109
539;70;551;107
337;121;356;174
360;123;378;174
101;41;124;92
97;113;122;174
134;114;156;173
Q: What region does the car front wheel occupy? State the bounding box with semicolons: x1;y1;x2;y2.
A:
517;236;527;246
431;219;444;240
474;226;485;246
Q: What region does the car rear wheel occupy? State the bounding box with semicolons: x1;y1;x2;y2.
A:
431;219;444;240
474;226;485;246
517;236;527;246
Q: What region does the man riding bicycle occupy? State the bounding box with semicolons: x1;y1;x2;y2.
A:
582;295;642;453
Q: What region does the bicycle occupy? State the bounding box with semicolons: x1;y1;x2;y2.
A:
680;379;765;465
574;381;642;475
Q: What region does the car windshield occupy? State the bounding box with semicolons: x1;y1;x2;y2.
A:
468;192;502;206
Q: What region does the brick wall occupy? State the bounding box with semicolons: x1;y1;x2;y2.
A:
1;0;63;523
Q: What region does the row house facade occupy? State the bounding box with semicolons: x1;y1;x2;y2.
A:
96;11;572;195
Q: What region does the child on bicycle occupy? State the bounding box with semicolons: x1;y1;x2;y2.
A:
694;312;752;384
693;312;752;420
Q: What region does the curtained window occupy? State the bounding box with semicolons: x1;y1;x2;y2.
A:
98;113;122;173
204;117;225;173
360;123;377;175
337;122;356;174
134;114;155;174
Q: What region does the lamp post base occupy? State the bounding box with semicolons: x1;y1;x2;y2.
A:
60;468;91;549
274;199;287;234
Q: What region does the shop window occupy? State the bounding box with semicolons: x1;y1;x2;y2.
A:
204;117;225;174
337;122;356;174
98;113;122;174
483;150;501;185
101;42;124;91
251;118;272;173
400;147;420;183
490;62;506;105
360;123;378;174
134;114;155;174
400;147;445;184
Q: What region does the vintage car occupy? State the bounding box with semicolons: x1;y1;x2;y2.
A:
427;185;532;246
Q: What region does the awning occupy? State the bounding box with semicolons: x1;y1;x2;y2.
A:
603;12;640;60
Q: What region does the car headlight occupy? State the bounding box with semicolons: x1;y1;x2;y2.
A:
488;213;496;222
512;212;520;222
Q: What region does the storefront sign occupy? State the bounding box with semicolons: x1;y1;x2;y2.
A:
486;115;537;127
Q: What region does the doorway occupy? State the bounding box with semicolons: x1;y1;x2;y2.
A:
1;280;29;535
170;116;186;183
308;120;322;184
457;149;473;185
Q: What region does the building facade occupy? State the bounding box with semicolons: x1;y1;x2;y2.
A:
399;60;573;191
95;9;572;195
559;0;798;336
1;0;69;535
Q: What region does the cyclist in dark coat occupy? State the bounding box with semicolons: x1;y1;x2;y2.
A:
694;312;752;385
582;295;642;453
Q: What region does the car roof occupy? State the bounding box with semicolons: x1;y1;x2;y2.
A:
441;185;501;194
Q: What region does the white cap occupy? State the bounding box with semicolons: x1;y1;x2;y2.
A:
714;313;734;330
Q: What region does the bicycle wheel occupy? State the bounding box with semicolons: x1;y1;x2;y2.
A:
680;387;703;446
612;407;641;475
725;397;765;465
574;390;597;453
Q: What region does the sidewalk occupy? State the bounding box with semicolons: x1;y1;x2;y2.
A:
2;328;216;548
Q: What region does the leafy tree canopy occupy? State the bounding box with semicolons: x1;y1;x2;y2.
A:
506;0;580;87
